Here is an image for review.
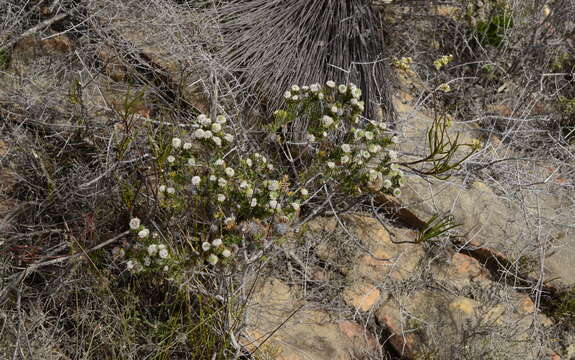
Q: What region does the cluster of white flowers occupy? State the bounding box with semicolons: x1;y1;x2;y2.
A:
201;237;234;265
276;82;406;197
125;219;171;274
192;114;234;146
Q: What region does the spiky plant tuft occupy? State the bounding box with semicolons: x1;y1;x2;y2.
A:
211;0;395;120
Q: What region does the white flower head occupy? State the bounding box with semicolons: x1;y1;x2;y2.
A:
362;150;371;159
341;144;352;153
378;122;388;130
291;202;300;211
365;131;374;140
167;155;176;163
239;180;249;189
246;187;254;197
350;98;358;105
352;88;362;98
331;105;338;114
388;150;397;160
322;115;334;128
216;115;227;124
393;188;402;197
202;242;211;251
306;133;316;142
310;83;320;92
267;164;274;171
267;180;280;191
326;80;336;88
300;188;309;196
215;159;225;167
207;254;219;265
126;260;136;271
284;91;292;99
250;198;258;207
129;218;141;230
291;85;300;92
222;249;232;258
159;248;169;259
197;114;208;123
172;137;182;149
212;238;223;247
193;129;205;139
163;265;169;272
341;155;350;164
209;175;217;182
211;123;222;133
192;176;201;186
327;161;335;169
391;136;399;144
167;187;175;194
368;144;381;153
159;185;166;193
269;199;278;209
224;133;234;142
245;158;253;168
187;157;195;166
138;228;150;239
292;95;299;101
318;93;325;100
218;177;227;188
357;101;365;112
183;142;192;150
212;136;222;147
338;84;347;94
148;244;158;256
204;130;213;139
383;179;392;188
217;194;226;202
223;167;234;177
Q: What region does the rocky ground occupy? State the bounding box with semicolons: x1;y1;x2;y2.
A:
1;1;575;359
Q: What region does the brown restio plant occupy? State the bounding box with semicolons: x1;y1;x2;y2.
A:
210;0;395;120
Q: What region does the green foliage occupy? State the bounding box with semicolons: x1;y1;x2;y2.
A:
476;11;514;47
400;114;480;180
554;288;575;326
465;1;514;47
416;213;461;243
477;15;513;47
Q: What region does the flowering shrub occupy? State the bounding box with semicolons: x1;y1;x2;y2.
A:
275;81;405;197
121;81;405;274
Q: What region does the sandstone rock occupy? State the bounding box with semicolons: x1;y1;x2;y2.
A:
243;277;380;360
432;252;490;290
342;282;381;312
376;290;555;359
342;215;425;282
392;89;575;289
